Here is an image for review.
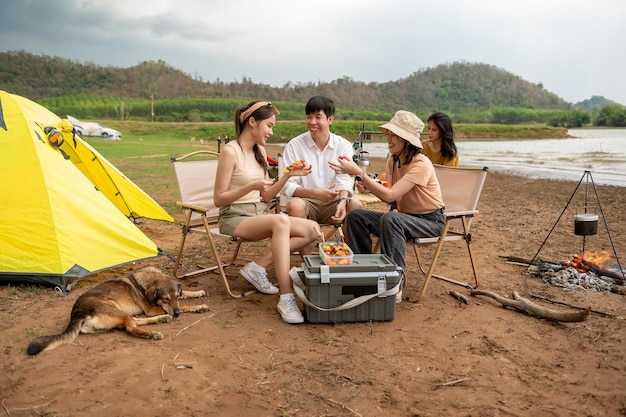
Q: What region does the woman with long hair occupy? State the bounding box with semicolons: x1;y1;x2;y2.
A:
214;101;319;324
422;111;459;166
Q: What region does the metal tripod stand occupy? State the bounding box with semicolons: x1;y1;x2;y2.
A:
527;170;623;278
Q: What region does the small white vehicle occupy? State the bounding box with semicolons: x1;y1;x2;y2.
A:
66;115;122;139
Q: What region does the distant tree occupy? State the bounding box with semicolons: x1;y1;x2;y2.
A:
576;95;619;113
594;104;626;127
547;110;590;128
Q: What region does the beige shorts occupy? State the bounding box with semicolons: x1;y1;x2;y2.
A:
300;198;341;225
218;202;268;236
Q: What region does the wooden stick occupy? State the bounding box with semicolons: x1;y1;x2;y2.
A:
471;289;590;322
160;363;167;382
437;377;471;387
176;313;214;336
529;294;616;318
449;290;469;304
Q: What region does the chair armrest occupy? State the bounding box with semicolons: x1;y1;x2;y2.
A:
444;209;479;218
176;201;209;214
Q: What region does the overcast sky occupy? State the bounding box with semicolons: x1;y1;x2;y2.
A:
1;0;625;106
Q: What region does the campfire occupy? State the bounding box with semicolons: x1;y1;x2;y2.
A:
522;171;625;296
530;251;625;294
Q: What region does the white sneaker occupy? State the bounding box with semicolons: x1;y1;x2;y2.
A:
240;263;279;295
396;289;403;304
277;297;304;324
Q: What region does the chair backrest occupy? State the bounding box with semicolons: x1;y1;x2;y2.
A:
434;165;488;230
172;151;220;222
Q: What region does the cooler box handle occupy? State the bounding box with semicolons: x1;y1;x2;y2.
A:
289;267;402;312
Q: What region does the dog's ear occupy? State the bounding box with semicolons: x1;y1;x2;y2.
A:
145;286;158;304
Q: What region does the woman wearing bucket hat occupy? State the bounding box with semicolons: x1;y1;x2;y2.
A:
329;110;445;272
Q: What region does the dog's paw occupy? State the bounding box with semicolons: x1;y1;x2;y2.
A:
158;315;173;324
180;289;206;299
149;331;164;340
195;304;209;313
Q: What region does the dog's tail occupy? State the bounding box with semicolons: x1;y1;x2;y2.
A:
27;317;83;356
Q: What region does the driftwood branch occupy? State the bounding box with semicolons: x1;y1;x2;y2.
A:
530;294;616;318
449;290;469;304
500;255;557;266
471;289;590;322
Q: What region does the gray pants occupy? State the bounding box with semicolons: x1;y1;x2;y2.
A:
346;208;445;269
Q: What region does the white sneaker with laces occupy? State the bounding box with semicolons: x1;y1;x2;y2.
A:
239;263;279;295
277;296;304;324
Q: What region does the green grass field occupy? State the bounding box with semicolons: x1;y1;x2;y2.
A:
84;121;567;214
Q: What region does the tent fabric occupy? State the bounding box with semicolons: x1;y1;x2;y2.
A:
0;90;170;292
56;134;175;222
13;96;175;223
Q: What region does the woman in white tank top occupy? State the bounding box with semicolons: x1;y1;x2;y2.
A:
214;101;320;324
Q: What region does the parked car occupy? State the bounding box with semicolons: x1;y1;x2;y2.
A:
66;115;122;139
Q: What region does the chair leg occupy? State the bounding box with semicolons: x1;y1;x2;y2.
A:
461;217;480;289
205;232;256;299
173;211;255;298
414;218;478;301
324;225;342;241
412;244;427;274
415;221;451;301
200;216;257;299
173;210;193;279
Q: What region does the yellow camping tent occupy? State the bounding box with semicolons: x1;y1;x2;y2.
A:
0;90;169;291
8;93;174;223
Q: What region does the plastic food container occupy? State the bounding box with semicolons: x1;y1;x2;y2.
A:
319;242;353;265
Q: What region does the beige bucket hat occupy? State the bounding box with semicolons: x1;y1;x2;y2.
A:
379;110;425;148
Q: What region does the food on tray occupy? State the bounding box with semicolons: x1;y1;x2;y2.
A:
320;242;353;265
283;159;306;174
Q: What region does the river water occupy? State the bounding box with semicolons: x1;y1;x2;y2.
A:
359;129;626;187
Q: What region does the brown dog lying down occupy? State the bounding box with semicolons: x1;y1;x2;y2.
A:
27;267;208;355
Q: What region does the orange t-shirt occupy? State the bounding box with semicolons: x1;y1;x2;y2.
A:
385;153;444;214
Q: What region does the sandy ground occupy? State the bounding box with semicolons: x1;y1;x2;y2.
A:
1;167;625;417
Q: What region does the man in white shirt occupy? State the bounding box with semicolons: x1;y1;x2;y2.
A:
282;96;362;242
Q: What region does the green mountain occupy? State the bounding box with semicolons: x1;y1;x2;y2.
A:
1;50;572;115
575;95;621;112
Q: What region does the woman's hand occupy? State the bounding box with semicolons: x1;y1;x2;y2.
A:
253;179;275;192
356;181;370;194
328;155;361;176
287;164;312;177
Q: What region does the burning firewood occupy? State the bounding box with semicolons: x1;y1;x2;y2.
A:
502;254;625;294
574;258;625;282
470;289;590;322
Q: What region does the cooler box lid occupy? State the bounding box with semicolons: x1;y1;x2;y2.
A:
303;254;398;274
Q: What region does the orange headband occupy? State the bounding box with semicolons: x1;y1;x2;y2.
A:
238;101;280;123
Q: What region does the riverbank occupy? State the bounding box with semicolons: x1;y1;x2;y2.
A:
111;119;569;142
1;167;625;416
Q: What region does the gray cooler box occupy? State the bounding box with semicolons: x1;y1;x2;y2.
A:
295;254;403;324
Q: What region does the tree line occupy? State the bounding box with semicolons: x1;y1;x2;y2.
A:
1;51;625;126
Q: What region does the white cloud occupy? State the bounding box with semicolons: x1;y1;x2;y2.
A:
1;0;625;104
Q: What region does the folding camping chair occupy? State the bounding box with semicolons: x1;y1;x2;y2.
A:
171;150;259;298
374;165;488;301
411;165;488;300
